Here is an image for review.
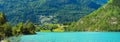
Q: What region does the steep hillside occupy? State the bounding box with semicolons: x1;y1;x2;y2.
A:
68;0;120;32
0;0;107;25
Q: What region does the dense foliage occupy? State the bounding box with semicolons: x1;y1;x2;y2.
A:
0;0;107;25
0;13;67;40
67;0;120;32
0;13;36;40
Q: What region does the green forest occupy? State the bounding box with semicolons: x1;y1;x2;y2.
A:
0;0;120;42
0;0;105;25
67;0;120;32
0;12;36;38
0;12;67;40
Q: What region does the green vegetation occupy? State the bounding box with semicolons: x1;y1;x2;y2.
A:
39;24;65;32
0;0;106;25
0;13;36;40
0;0;110;42
0;12;66;40
0;0;111;41
67;0;120;32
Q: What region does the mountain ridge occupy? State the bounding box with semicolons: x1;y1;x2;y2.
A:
68;0;120;32
0;0;107;25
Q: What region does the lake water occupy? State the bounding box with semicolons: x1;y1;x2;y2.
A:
9;32;120;42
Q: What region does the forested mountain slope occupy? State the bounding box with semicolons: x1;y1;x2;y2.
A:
0;0;107;25
68;0;120;32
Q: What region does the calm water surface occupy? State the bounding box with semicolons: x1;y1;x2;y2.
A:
9;32;120;42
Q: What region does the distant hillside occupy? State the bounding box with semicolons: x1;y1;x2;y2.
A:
68;0;120;32
0;0;107;25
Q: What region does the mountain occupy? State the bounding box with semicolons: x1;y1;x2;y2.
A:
0;0;107;25
68;0;120;32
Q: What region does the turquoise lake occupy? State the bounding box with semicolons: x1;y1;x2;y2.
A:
9;32;120;42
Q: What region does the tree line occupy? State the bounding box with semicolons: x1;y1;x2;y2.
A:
0;12;69;40
0;12;37;40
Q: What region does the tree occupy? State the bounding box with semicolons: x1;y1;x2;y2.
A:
15;22;24;35
2;22;12;37
42;24;58;32
35;25;41;32
23;21;36;34
0;12;6;25
0;12;12;39
0;12;6;33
